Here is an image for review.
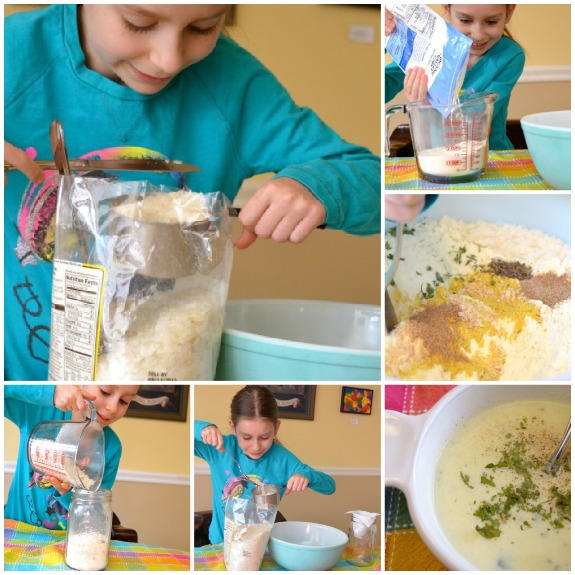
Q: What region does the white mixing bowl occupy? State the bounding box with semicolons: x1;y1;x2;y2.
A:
385;384;570;570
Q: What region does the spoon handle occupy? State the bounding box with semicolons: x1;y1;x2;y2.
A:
544;419;571;473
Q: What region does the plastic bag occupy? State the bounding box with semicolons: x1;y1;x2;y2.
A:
48;176;233;381
224;487;279;571
386;4;472;108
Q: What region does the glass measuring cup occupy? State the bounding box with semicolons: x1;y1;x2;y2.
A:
27;400;105;491
386;92;498;183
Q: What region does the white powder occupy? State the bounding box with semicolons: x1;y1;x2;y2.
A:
113;190;211;224
96;288;224;381
225;522;273;571
29;438;96;490
417;143;487;177
66;531;110;571
386;217;571;380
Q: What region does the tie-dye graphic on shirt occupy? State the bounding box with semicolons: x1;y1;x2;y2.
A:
17;147;188;264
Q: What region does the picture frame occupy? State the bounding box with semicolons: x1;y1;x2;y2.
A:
125;385;189;422
340;386;373;415
264;385;317;421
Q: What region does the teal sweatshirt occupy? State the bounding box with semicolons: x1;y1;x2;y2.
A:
385;36;526;150
5;4;381;381
194;420;335;544
4;385;121;530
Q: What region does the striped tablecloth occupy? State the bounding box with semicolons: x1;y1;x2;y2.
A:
385;150;554;189
385;385;456;571
195;542;381;571
4;519;190;571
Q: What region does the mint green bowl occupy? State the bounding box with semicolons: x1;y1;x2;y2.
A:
520;110;571;189
215;300;381;381
269;521;348;571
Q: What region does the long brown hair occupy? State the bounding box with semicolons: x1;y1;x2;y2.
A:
230;386;279;428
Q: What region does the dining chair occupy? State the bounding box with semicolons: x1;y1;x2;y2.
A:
111;511;138;543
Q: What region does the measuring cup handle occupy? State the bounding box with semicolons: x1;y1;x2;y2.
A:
385;104;407;158
83;399;98;422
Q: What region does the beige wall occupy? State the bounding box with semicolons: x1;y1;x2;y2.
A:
194;384;381;468
5;4;381;306
385;5;571;121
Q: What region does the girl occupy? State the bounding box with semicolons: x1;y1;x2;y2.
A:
385;4;524;150
195;385;335;544
4;5;380;381
5;385;140;530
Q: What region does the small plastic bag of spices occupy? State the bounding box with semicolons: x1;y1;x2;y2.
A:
48;176;233;381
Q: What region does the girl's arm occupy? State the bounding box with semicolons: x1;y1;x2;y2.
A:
194;420;225;460
4;384;57;427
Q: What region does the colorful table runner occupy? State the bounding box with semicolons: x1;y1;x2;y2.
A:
385;150;554;189
385;385;456;571
4;519;190;571
194;542;381;571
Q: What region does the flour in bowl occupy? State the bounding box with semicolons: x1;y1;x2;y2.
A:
385;217;571;380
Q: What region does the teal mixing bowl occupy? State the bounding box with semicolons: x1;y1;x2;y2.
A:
269;521;348;571
520;110;571;189
215;299;381;381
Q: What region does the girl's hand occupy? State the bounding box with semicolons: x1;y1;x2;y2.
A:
385;194;426;222
234;178;326;249
53;386;97;412
201;425;225;452
4;141;44;185
284;474;309;495
385;8;396;36
42;475;72;496
404;67;429;102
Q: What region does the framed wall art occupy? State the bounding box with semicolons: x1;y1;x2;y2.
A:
126;385;189;422
340;386;373;415
264;385;316;420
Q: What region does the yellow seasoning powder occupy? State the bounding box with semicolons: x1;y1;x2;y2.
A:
399;272;542;380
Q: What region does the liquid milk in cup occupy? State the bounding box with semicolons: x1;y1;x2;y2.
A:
27;400;105;491
386;92;498;184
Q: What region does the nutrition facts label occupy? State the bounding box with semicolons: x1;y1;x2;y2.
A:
49;260;106;381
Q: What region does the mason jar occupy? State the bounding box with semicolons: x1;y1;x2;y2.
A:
66;489;112;571
347;520;377;567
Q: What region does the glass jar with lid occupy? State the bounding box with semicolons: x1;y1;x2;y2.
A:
66;489;112;571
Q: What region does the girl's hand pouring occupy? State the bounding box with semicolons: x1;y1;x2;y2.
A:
385;8;396;36
53;386;97;412
201;425;225;452
284;473;309;495
42;474;72;496
404;67;429;102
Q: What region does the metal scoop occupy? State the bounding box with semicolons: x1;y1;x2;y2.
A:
544;419;571;473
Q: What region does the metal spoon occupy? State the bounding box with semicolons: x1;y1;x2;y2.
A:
544;419;571;473
385;222;404;333
222;448;264;487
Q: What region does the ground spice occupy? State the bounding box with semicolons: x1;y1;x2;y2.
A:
394;272;542;380
520;272;571;308
485;259;533;280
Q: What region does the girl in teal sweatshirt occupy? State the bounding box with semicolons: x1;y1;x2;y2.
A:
195;385;335;544
5;385;139;530
5;5;380;381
